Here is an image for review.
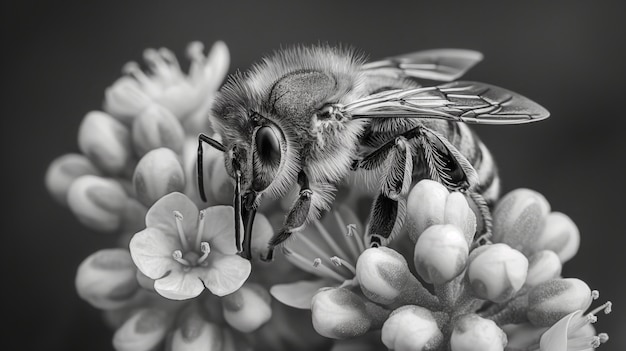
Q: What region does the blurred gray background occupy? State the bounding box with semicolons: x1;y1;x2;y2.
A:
3;1;625;350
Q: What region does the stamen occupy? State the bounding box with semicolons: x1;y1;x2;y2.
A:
173;211;189;251
172;250;191;266
568;312;595;334
591;290;600;300
589;302;612;317
297;235;335;263
195;210;206;250
598;333;609;344
312;219;350;260
187;41;205;62
312;258;347;282
330;256;357;275
349;223;366;253
197;242;211;264
333;211;359;258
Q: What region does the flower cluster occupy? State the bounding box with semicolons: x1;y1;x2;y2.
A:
270;180;612;351
45;41;613;351
45;42;305;350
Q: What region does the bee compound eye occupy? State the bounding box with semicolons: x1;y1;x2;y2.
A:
255;126;281;166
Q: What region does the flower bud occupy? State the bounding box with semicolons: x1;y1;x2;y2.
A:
67;175;127;232
170;310;223;351
222;283;272;333
381;305;444;351
492;189;550;255
133;148;185;207
132;105;185;157
112;308;170;351
45;153;100;205
535;212;580;263
407;180;476;243
406;180;449;241
75;248;139;309
525;250;562;288
527;278;592;327
356;247;414;305
311;287;371;339
414;224;469;285
77;111;132;175
450;314;507;351
467;243;528;302
104;76;152;122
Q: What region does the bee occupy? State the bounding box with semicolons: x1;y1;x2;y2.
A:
197;45;549;261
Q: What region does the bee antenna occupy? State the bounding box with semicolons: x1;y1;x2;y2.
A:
197;133;226;202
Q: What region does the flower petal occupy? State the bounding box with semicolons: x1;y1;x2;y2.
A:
539;310;583;351
198;253;251;296
200;206;238;255
270;279;331;309
129;227;179;279
146;192;199;239
153;270;205;300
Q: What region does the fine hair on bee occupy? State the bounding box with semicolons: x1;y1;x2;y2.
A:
197;44;550;261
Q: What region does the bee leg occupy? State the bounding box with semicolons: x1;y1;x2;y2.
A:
366;137;413;246
467;191;493;246
263;172;312;262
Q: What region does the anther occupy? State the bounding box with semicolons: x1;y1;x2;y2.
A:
591;290;600;300
197;242;211;265
346;224;356;237
172;250;191;266
330;256;342;267
313;258;321;267
598;333;609;343
173;211;189;251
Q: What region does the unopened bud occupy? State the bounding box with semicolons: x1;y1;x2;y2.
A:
467;243;528;302
104;76;152;122
133;148;185;207
356;247;413;306
77;111;132;175
222;283;272;333
45;153;100;205
132;105;185;157
407;180;476;243
311;287;371;339
527;278;592;327
414;224;469;285
492;189;550;255
406;180;449;241
112;308;170;351
75;248;139;309
450;314;507;351
535;212;580;263
170;310;223;351
525;250;562;288
67;175;127;232
381;305;444;351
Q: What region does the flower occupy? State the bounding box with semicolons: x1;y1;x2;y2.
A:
104;41;229;131
270;205;366;309
381;305;444;351
129;192;251;300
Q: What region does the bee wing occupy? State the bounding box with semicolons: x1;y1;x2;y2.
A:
341;81;550;124
362;49;483;82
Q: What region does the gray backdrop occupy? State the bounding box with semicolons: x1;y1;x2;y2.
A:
4;1;625;350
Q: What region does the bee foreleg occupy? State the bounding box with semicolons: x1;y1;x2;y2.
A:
263;172;312;262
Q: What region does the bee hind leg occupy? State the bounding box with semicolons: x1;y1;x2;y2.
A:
365;137;413;246
467;191;493;246
262;172;312;262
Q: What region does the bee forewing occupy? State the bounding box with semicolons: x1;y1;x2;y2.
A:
343;81;550;125
362;49;483;82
